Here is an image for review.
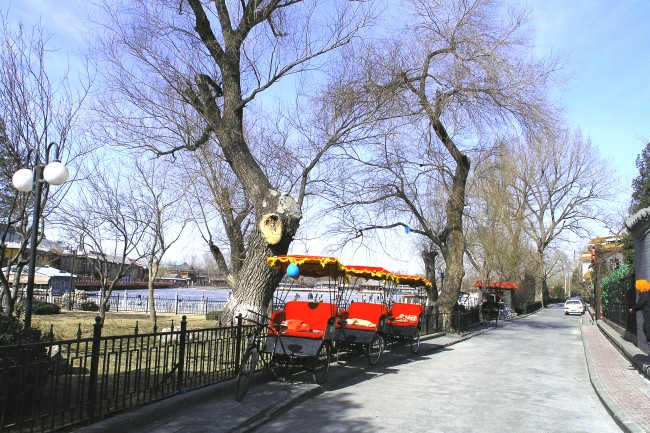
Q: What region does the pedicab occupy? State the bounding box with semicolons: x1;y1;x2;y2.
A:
235;255;344;401
481;292;501;325
265;255;344;380
384;274;432;353
334;265;395;365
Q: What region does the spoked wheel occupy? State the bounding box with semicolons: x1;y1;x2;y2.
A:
367;334;384;365
410;329;421;354
234;348;258;402
312;343;331;385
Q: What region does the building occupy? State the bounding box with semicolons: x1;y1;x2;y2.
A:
4;265;73;298
579;235;625;279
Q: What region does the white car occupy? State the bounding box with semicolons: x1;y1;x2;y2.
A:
564;299;585;315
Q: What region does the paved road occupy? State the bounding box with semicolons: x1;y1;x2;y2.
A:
253;307;621;433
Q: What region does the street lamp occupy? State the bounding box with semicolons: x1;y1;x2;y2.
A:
12;142;69;328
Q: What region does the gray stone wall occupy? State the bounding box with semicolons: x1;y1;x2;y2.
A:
625;207;650;350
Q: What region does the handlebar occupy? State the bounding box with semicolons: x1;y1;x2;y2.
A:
242;309;287;332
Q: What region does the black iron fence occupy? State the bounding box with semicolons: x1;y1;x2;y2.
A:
451;307;481;332
0;317;245;433
41;292;228;316
602;273;636;332
420;309;482;334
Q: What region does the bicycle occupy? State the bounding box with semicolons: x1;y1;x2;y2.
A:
234;310;286;402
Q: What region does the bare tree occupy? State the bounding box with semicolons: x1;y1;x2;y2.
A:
132;158;187;327
324;0;559;324
59;154;148;323
464;142;539;309
88;0;377;318
0;13;88;316
515;129;615;305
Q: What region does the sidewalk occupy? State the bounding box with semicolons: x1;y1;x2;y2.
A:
76;330;480;433
582;313;650;433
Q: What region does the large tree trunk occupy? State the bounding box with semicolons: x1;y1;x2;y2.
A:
422;249;439;309
220;191;302;321
436;148;470;330
186;1;306;321
439;229;466;329
534;248;547;307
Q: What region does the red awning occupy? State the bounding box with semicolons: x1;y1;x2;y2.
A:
394;273;433;289
474;280;520;290
343;265;396;283
267;255;344;279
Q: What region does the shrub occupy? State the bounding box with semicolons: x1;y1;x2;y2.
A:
32;301;61;315
0;314;49;421
601;263;634;308
206;310;223;321
78;301;100;311
0;313;45;346
14;300;61;317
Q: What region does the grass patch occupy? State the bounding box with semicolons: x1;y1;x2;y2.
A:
32;310;216;340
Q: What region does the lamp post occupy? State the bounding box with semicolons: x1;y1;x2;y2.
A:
12;142;69;328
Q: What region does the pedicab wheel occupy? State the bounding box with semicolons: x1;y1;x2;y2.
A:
367;334;384;365
410;329;420;354
312;342;331;385
235;348;258;402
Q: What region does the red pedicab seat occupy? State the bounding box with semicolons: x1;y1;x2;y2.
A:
389;303;425;328
270;300;338;340
338;302;389;332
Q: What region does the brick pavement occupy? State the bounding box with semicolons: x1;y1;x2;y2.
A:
582;316;650;433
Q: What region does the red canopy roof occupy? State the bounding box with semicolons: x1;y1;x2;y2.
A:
343;265;396;283
267;255;344;279
394;273;433;289
474;280;520;290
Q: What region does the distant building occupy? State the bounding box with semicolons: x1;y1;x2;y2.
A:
4;265;73;298
165;262;198;282
579;235;625;279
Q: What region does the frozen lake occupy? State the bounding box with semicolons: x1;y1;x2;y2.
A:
117;286;389;304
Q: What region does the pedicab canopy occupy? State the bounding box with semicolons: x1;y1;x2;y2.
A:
342;265;397;284
394;274;433;290
267;255;345;279
473;280;520;290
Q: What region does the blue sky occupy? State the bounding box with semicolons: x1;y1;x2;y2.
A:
528;0;650;197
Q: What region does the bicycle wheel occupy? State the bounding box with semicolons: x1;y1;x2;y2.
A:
312;342;331;385
410;328;421;354
234;348;258;402
367;334;384;365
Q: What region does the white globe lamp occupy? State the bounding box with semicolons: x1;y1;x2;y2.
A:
12;168;35;192
43;161;69;185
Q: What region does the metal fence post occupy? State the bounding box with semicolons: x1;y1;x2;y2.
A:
234;314;243;374
177;316;187;393
87;316;103;422
175;292;179;315
435;308;440;332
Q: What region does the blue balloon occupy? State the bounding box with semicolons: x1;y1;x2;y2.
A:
286;263;300;278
